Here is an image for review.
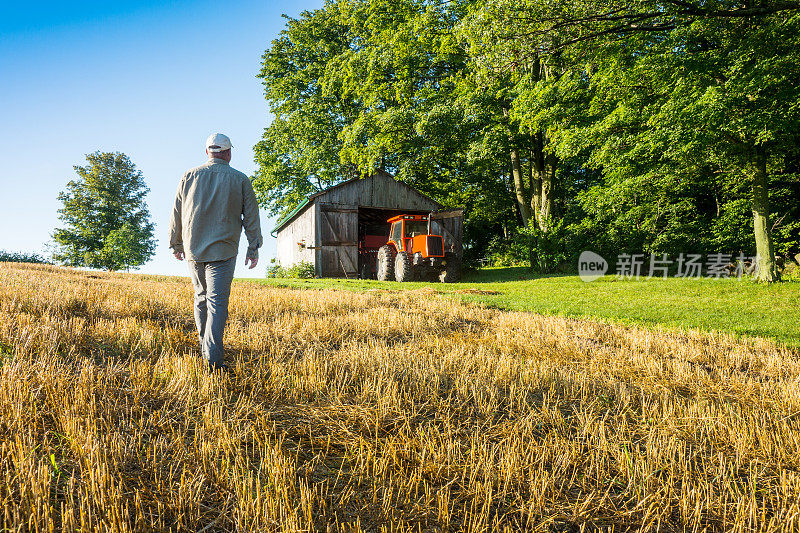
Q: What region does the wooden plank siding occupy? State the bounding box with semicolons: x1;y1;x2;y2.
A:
275;204;315;270
312;170;442;212
431;218;464;256
318;204;358;278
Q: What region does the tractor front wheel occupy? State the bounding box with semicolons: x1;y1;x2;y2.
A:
439;252;461;283
394;251;414;282
376;245;395;281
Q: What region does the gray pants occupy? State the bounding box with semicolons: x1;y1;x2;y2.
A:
188;256;236;369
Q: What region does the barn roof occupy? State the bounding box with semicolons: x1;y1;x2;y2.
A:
271;171;441;235
271;197;312;236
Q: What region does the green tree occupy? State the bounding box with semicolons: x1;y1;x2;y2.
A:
255;0;522;256
458;11;562;233
53;152;155;271
257;0;800;275
254;5;361;219
468;0;800;281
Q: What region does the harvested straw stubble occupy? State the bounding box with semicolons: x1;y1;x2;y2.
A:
0;262;799;531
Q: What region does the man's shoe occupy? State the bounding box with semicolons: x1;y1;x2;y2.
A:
208;362;232;374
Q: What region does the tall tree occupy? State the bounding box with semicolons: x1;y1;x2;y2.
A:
471;0;800;281
53;152;155;271
459;7;563;232
256;0;800;274
254;0;521;253
253;5;361;219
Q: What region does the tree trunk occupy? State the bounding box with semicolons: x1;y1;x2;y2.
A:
531;136;543;228
530;154;542;226
751;148;777;282
538;153;556;232
503;108;531;226
510;148;531;226
530;132;556;232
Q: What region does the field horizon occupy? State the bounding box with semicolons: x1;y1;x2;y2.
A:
1;262;799;531
259;266;800;349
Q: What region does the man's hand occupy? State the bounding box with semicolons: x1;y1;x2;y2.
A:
174;251;185;261
245;256;258;269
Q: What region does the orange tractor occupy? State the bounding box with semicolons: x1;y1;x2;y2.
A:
376;214;461;283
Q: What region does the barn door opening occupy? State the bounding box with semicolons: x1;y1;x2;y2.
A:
357;207;429;278
319;204;358;278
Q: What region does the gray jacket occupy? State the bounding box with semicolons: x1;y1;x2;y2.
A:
169;158;262;262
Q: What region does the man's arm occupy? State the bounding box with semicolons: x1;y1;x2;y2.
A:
242;176;263;269
169;179;185;260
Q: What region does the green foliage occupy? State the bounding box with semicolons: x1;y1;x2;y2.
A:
253;5;361;219
86;222;154;272
255;0;520;249
0;250;51;264
782;261;800;282
258;0;800;279
771;170;800;259
484;236;528;267
287;261;316;279
483;219;572;273
52;152;155;271
267;261;315;279
523;219;572;274
460;0;800;276
267;263;286;278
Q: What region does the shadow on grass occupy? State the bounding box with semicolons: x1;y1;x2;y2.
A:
460;266;573;284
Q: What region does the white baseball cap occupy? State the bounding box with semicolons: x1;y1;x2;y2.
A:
206;133;233;153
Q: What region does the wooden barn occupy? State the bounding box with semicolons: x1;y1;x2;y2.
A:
272;170;462;278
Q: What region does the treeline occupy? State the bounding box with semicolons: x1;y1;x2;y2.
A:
253;0;800;281
0;251;51;265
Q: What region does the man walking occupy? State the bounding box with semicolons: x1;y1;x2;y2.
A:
169;133;262;372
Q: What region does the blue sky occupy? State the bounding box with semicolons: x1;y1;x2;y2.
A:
0;0;323;278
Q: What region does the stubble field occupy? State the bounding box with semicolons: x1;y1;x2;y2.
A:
1;262;799;532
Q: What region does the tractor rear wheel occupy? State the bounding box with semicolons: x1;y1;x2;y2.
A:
394;251;414;282
376;245;395;281
439;252;461;283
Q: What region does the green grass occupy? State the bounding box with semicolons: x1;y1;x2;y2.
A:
248;267;800;347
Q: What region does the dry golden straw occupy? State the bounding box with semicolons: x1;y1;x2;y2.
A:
0;262;798;532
